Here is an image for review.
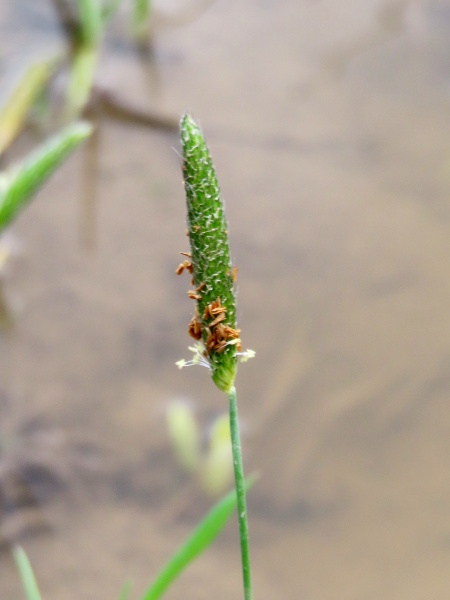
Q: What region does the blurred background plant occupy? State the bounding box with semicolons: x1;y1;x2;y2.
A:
1;0;217;137
1;0;215;253
166;400;234;498
13;480;249;600
0;121;92;544
0;4;248;597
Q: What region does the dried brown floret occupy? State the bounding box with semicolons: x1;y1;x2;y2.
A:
176;259;193;275
211;299;226;314
188;315;202;340
187;290;202;300
213;323;226;341
206;329;216;352
209;312;226;328
223;325;241;339
204;298;227;320
215;340;228;353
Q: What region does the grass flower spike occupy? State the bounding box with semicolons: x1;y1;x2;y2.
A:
179;114;240;393
179;114;253;600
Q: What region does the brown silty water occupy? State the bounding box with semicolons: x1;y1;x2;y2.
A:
1;1;450;599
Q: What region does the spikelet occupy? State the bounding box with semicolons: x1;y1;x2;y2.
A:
179;114;239;393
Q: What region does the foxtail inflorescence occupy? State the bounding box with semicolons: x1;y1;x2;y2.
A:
176;114;253;393
176;114;254;600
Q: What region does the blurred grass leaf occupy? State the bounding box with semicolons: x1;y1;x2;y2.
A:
139;477;255;600
65;44;98;121
13;546;42;600
0;121;92;232
133;0;152;40
102;0;124;26
117;580;133;600
78;0;103;46
0;59;57;157
65;0;125;121
63;0;107;120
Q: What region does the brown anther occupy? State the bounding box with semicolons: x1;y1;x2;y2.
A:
188;315;202;340
215;340;228;354
214;323;226;341
196;282;206;292
209;312;226;328
180;251;191;258
204;299;223;320
176;259;193;275
186;229;189;236
201;316;243;355
193;224;200;231
188;290;202;300
223;325;241;339
233;266;238;282
206;329;216;352
210;298;226;315
204;298;227;321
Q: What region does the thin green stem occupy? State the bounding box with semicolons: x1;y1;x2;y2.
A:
228;386;252;600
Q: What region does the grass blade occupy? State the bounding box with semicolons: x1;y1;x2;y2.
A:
13;546;42;600
64;44;98;120
139;478;255;600
78;0;103;46
0;59;56;157
0;121;92;231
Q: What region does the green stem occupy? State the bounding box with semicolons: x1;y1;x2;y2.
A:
228;386;252;600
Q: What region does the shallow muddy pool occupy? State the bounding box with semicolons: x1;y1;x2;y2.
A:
1;1;450;599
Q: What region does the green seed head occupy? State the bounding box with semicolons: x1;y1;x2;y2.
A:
180;114;238;393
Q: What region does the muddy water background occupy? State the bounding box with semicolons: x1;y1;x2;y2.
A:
1;0;450;598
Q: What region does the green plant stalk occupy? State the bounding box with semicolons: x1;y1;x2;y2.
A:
229;386;252;600
140;484;250;600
